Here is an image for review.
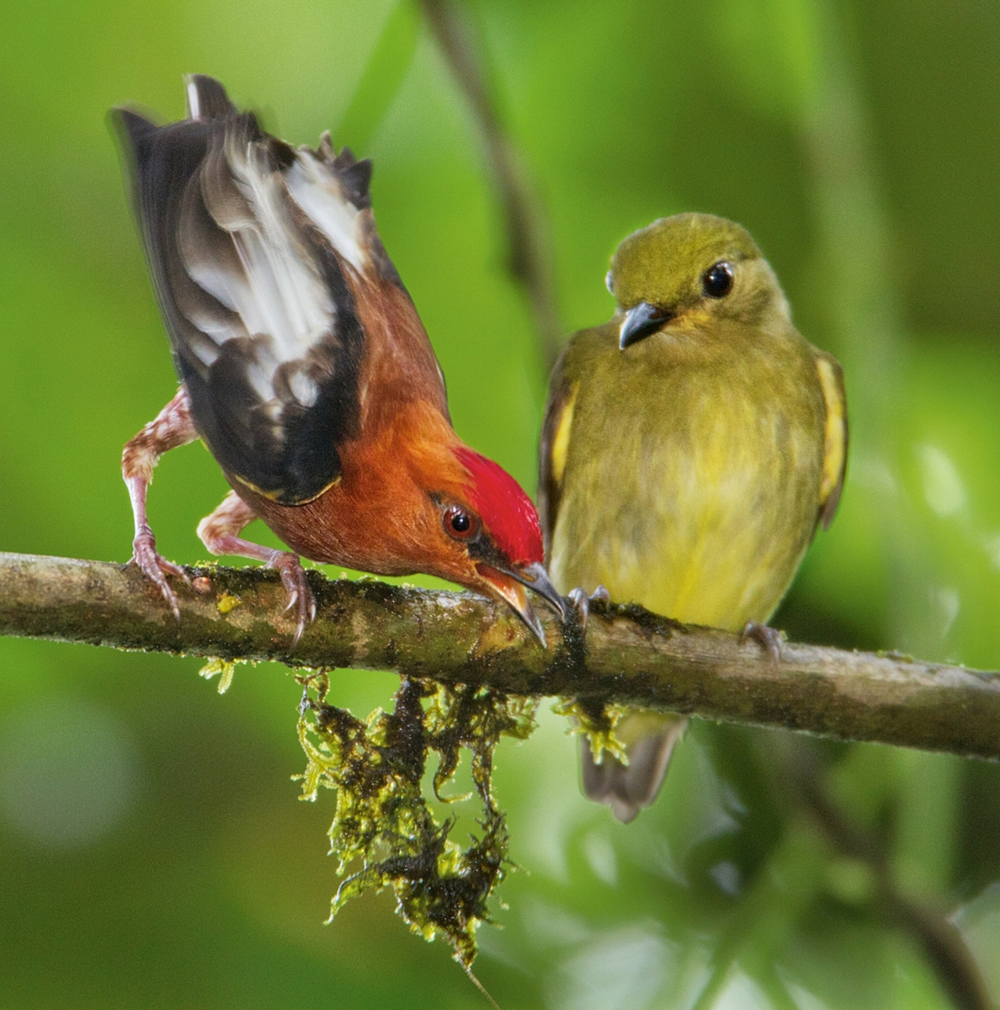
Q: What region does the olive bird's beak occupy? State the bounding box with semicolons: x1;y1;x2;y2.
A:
478;561;566;647
619;301;671;349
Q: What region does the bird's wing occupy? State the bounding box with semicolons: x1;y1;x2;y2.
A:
537;347;580;553
815;351;848;530
115;75;392;505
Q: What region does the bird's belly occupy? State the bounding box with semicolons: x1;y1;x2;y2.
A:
600;501;800;631
550;416;819;632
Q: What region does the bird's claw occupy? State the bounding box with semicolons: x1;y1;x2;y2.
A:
268;551;316;649
131;526;190;623
739;621;783;663
569;588;589;629
568;584;611;632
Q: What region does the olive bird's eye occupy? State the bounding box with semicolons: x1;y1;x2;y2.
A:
702;261;734;298
442;505;480;541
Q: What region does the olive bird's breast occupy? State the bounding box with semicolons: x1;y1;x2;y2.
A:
547;325;827;631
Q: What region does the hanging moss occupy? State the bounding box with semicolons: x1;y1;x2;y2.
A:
296;671;536;968
198;656;241;694
553;696;629;765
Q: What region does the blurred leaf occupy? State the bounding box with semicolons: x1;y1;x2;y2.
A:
336;0;421;151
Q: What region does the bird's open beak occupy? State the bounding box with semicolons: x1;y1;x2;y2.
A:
477;561;566;647
619;301;671;349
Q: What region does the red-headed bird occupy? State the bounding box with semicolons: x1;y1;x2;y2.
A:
115;75;563;644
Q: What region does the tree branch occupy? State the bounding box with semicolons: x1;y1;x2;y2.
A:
2;551;998;760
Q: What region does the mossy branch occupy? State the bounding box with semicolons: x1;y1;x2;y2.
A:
2;551;998;760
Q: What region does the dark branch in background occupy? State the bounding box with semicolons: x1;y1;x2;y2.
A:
3;552;1000;760
418;0;563;371
777;738;993;1010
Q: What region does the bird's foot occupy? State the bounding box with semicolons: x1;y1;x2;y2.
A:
131;526;190;622
739;621;783;663
568;584;611;632
267;550;317;649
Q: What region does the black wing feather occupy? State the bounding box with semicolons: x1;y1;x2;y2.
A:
114;76;370;504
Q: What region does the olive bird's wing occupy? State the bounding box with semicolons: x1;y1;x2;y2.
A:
814;351;848;531
537;346;581;555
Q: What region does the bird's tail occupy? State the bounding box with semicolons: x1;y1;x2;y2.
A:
580;712;687;823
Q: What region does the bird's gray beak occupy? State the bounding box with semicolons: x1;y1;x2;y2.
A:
478;561;566;647
513;562;566;621
619;301;670;349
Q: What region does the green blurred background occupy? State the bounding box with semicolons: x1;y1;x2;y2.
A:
2;0;1000;1007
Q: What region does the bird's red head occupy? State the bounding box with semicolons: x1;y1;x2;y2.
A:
456;448;544;567
430;446;562;644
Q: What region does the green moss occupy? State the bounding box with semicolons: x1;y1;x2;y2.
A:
295;671;536;968
553;697;629;764
198;656;240;694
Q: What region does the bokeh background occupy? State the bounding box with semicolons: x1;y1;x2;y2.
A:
2;0;1000;1007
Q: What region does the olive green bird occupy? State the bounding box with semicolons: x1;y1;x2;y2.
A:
539;213;847;823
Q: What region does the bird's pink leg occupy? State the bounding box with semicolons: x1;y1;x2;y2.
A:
122;387;198;620
197;491;317;648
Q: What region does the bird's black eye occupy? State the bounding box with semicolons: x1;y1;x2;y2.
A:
702;261;734;298
443;505;479;541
